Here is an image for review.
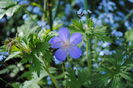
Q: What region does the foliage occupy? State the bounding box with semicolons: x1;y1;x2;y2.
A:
0;0;133;88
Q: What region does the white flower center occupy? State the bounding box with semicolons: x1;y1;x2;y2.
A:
63;41;70;48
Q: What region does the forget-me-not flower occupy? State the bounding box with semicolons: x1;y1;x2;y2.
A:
49;28;82;61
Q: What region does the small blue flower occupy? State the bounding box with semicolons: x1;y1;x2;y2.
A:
0;18;6;23
65;4;71;16
100;71;107;75
18;0;29;5
0;52;8;56
102;42;111;48
98;58;102;61
49;28;82;61
93;63;99;68
128;0;133;3
112;30;123;37
0;55;4;61
54;56;62;64
99;50;112;56
115;39;123;46
131;69;133;72
47;76;51;80
77;9;82;15
22;14;29;21
33;7;42;15
47;80;52;85
37;21;46;27
27;6;33;12
65;62;71;68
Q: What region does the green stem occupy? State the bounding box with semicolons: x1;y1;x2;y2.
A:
21;7;37;24
53;0;60;20
43;58;59;88
93;39;98;62
62;63;65;73
120;9;133;25
42;0;47;21
43;66;59;88
35;55;59;87
84;0;89;10
47;0;53;31
86;38;92;75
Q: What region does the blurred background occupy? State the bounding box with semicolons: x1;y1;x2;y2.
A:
0;0;133;45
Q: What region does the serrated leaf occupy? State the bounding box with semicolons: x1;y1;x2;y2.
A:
22;70;48;88
21;67;56;88
5;51;21;61
120;72;133;82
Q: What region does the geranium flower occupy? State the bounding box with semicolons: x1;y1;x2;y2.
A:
49;28;82;61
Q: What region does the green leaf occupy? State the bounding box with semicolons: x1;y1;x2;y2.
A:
0;5;20;19
86;18;94;27
0;0;17;8
66;68;89;88
120;72;133;82
66;68;80;88
22;70;49;88
125;29;133;41
5;51;22;62
21;67;56;88
69;19;84;33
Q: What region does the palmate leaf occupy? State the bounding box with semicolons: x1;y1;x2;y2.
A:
70;19;110;42
78;68;89;84
110;76;124;88
21;70;49;88
66;68;89;88
69;19;84;33
66;68;80;88
20;67;56;88
20;52;42;76
95;50;133;88
32;57;43;75
16;21;53;75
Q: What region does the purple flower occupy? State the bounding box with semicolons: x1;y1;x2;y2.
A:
49;28;82;61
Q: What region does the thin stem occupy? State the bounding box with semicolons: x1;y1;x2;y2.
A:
35;55;59;88
21;7;37;24
62;63;65;73
53;0;60;20
84;0;89;10
86;38;92;75
120;10;133;25
93;38;98;61
47;0;53;31
43;66;59;88
42;0;47;21
42;58;59;88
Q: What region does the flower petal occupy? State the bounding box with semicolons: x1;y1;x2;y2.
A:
70;33;82;45
58;27;70;42
49;36;63;48
69;46;82;59
55;48;67;61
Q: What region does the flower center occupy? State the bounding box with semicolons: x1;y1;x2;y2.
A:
63;41;70;48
